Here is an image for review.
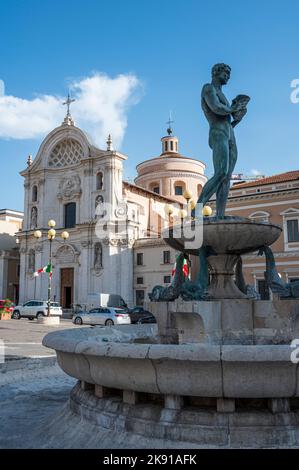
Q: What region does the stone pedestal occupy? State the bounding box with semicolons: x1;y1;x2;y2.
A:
207;254;247;299
147;298;298;345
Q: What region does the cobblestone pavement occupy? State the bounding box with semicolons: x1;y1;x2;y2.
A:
0;318;88;360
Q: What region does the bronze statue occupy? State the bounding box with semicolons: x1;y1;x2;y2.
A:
197;63;250;217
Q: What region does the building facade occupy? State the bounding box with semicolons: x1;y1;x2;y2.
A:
0;209;23;303
18;113;137;308
224;171;299;299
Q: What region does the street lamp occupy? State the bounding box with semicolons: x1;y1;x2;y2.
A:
34;220;69;317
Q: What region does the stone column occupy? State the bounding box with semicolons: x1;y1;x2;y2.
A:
0;251;8;298
19;247;27;303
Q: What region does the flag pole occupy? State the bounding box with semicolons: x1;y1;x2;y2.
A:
47;237;52;317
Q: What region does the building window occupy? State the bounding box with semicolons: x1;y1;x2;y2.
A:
175;142;178;152
96;172;103;190
287;219;299;242
32;185;38;202
64;202;76;228
164;141;168;152
170;141;173;151
249;211;270;223
137;253;143;265
164;275;171;284
153;186;160;194
175;185;183;196
136;290;145;306
163;250;171;264
137;277;144;285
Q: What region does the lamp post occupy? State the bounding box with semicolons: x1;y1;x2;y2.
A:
34;220;69;317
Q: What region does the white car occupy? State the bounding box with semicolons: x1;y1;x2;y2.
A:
12;300;63;320
72;307;131;326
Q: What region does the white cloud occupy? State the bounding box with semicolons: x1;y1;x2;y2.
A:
0;73;142;148
251;168;263;176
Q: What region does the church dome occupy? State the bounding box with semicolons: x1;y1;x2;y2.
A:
134;126;207;202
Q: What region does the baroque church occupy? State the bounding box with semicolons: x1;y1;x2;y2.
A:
18;108;207;308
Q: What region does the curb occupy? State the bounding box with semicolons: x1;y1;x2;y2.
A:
0;355;57;374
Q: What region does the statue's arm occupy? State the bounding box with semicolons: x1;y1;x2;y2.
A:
203;84;233;116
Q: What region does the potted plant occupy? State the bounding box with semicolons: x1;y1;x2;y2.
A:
0;299;13;320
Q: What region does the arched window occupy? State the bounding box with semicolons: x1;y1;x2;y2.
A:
149;182;160;194
32;185;38;202
96;172;103;190
48;139;83;167
174;180;186;196
197;184;203;197
30;207;38;229
64;202;76;228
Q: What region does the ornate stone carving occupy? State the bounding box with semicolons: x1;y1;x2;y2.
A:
102;237;119;247
95;195;106;219
48;139;83;168
28;249;35;273
94;242;103;270
81;240;92;248
57;175;82;200
54;244;80;264
30;206;38;229
119;238;135;247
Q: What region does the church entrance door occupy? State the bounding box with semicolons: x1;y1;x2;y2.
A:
60;268;74;308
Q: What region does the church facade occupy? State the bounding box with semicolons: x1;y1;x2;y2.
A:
17;111;207;308
18;114;137;308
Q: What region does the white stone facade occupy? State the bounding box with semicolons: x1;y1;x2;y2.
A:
18;120;135;308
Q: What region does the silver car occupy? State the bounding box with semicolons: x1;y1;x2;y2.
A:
12;300;63;320
72;307;131;326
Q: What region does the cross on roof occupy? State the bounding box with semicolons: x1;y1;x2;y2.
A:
166;112;174;135
63;92;75;117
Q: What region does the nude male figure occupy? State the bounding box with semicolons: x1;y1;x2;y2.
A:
197;63;249;217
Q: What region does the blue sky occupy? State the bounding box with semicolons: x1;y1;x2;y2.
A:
1;0;299;211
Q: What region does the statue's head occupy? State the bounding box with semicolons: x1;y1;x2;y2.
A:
212;63;231;85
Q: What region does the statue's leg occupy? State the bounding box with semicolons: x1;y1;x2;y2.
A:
216;135;237;217
197;246;209;291
197;131;229;209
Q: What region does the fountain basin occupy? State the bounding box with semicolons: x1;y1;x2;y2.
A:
164;217;282;255
164;217;282;299
43;326;298;399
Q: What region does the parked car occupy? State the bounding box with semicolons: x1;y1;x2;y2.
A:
12;300;63;320
136;314;157;324
0;300;14;313
128;306;154;324
72;307;131;326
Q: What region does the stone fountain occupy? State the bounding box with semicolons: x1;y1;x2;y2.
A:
43;64;299;448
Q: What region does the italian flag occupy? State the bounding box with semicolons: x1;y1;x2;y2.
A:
33;263;52;278
171;255;189;280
